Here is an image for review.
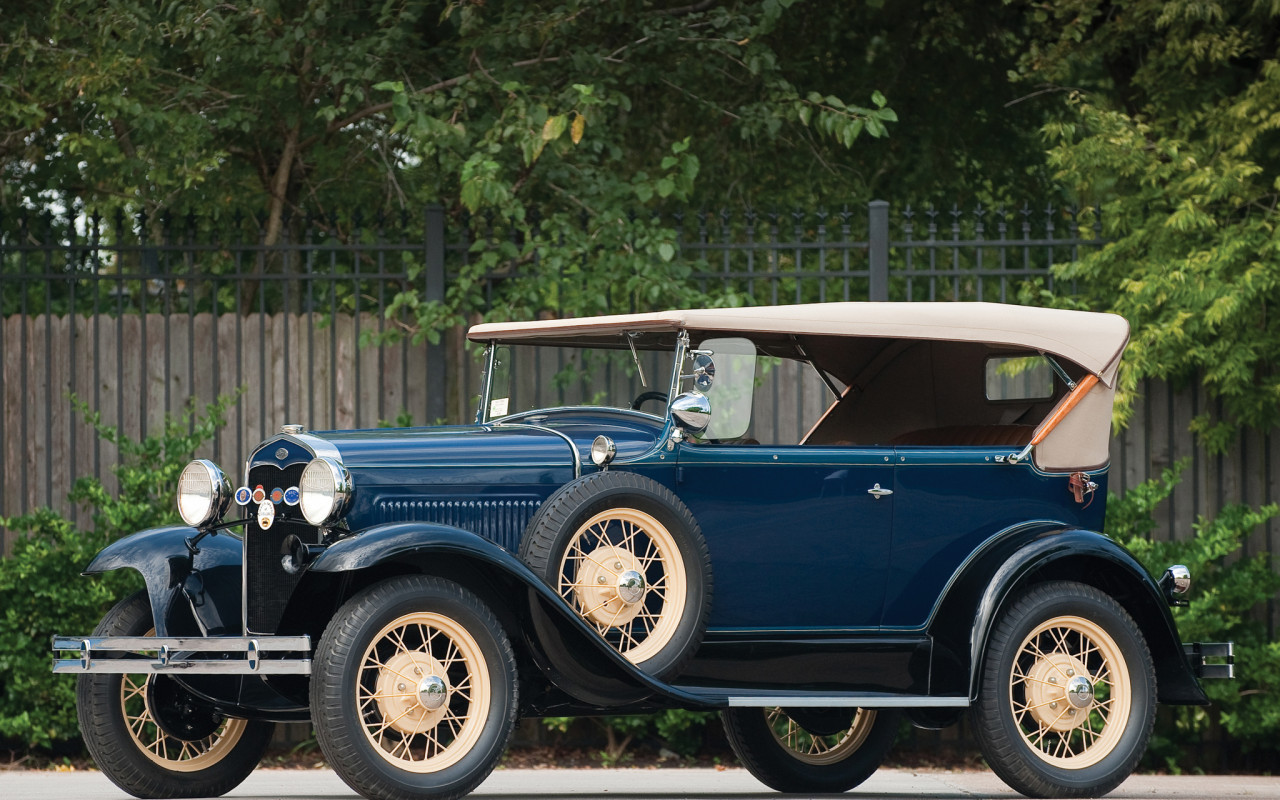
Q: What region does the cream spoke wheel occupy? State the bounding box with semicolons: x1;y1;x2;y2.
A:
1008;615;1129;770
312;577;517;800
115;627;249;773
764;708;878;766
356;611;491;773
521;471;712;678
721;706;900;793
78;592;273;799
976;582;1155;799
557;507;688;665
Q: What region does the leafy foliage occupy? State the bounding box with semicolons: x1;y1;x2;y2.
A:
1021;0;1280;445
1106;460;1280;763
541;709;718;765
0;394;236;748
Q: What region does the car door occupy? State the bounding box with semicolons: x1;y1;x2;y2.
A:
674;442;894;631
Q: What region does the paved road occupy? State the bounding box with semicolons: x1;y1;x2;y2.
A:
1;767;1277;800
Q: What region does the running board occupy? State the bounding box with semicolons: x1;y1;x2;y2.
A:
670;686;969;708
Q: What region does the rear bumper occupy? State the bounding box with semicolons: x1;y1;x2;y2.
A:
52;635;312;675
1184;642;1234;679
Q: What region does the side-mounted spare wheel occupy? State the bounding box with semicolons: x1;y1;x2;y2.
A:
77;591;274;799
520;470;713;678
975;581;1156;799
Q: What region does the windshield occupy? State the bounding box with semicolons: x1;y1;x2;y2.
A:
483;341;678;421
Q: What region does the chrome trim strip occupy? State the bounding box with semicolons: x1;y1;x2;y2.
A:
497;423;581;479
724;696;969;708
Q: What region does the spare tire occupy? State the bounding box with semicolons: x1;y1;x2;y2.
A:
519;471;712;678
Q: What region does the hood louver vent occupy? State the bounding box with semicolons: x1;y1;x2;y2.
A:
375;498;540;552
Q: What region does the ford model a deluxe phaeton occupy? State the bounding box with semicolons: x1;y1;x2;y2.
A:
55;302;1232;800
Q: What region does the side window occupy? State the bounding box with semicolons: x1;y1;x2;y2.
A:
698;337;756;441
985;355;1054;402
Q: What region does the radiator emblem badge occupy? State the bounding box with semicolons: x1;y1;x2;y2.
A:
283;486;300;506
234;487;252;506
257;499;275;530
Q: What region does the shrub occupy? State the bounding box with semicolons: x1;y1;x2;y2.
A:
0;394;236;749
1106;460;1280;769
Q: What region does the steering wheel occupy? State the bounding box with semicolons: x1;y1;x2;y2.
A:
630;391;669;411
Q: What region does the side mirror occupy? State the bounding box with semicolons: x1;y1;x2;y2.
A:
670;391;711;435
689;353;715;392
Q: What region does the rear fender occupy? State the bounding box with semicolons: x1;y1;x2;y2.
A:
927;525;1207;705
309;522;713;710
84;526;243;637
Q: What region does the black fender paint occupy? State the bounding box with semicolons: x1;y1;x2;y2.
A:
84;525;244;637
926;523;1208;705
308;522;718;710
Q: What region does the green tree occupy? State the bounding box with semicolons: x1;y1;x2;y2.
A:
1017;0;1280;447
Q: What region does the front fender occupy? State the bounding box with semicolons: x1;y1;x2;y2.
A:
927;525;1207;705
309;523;715;710
85;526;243;637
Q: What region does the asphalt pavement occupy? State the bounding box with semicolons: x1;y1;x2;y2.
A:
0;767;1277;800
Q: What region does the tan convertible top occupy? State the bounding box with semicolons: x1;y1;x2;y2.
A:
468;302;1130;386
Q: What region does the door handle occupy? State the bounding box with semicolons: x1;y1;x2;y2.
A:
867;483;893;500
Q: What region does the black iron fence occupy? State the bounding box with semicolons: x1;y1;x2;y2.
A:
1;199;1102;527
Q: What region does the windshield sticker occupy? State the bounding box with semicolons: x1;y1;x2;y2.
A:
490;397;509;417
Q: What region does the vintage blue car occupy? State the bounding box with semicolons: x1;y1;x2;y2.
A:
55;302;1231;800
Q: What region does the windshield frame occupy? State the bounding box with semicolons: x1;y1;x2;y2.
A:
475;332;689;425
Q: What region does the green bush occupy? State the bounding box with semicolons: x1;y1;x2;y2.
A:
1105;460;1280;768
0;394;237;749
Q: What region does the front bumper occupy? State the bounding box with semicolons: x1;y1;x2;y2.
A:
1184;642;1234;679
52;635;312;675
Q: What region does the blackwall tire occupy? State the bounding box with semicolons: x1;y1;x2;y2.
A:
520;471;712;677
76;591;274;799
721;706;899;793
311;575;518;800
975;581;1156;798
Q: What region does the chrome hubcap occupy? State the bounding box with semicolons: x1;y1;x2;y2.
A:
1066;675;1094;709
417;675;448;710
616;570;646;605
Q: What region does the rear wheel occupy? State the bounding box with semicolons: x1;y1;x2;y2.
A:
721;706;899;793
975;581;1156;798
312;575;518;800
77;591;273;799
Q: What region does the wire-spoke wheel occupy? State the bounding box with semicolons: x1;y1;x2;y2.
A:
521;471;712;677
557;507;687;664
77;591;273;799
313;576;517;800
120;669;251;771
356;611;490;773
722;706;899;793
977;581;1155;799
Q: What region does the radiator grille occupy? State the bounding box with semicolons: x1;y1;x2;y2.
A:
375;498;540;552
245;462;316;634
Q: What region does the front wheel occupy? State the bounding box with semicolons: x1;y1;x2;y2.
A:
721;706;899;793
77;591;274;799
975;581;1156;798
312;575;518;800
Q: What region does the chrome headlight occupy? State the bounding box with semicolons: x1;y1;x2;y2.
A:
177;459;232;527
299;457;352;526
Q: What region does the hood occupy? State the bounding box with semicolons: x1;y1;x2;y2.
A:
306;424;577;471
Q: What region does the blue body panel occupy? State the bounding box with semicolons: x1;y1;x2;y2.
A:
675;443;894;630
884;448;1106;629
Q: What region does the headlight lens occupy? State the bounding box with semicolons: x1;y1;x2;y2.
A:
299;457;352;526
177;459;231;527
